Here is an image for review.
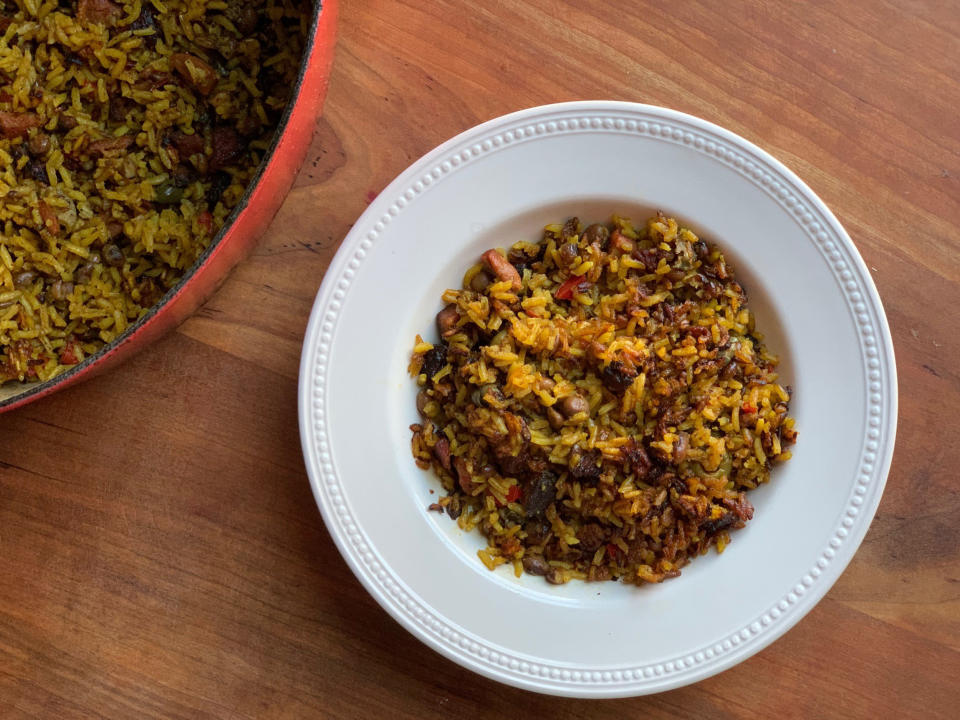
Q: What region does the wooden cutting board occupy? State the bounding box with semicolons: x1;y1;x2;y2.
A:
0;1;957;717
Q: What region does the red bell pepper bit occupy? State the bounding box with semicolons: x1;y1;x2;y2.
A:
741;402;758;414
197;210;213;234
555;274;586;300
606;543;621;559
506;485;522;503
59;337;81;365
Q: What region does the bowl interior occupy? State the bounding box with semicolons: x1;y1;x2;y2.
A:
390;195;798;601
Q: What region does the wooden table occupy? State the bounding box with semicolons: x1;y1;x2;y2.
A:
1;1;957;717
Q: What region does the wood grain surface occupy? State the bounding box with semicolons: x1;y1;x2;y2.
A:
1;1;958;717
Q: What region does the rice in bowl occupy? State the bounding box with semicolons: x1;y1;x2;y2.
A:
410;214;797;585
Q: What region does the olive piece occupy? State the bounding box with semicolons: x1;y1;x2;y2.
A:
153;181;185;205
102;244;125;268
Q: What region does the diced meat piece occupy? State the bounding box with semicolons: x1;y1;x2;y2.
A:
521;555;551;576
453;457;477;494
137;68;174;90
208;126;244;170
38;202;60;235
136;277;162;307
87;135;134;156
169;130;205;157
626;538;649;566
687;325;710;341
633;247;661;273
656;406;688;438
722;493;755;522
226;5;260;35
432;437;451;471
480;249;522;290
169;53;219;96
673;493;702;520
523;470;557;519
435;304;460;338
75;258;100;284
0;112;43;140
523;519;551;544
609;228;633;253
492;444;527;477
570;449;602;482
576;522;606;552
78;0;121;25
108;97;138;123
504;411;530;442
622;439;653;479
699;513;736;536
665;474;687;497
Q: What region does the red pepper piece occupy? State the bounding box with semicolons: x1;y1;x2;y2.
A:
555;274;586;300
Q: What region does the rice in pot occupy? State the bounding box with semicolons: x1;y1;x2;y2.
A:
0;0;309;384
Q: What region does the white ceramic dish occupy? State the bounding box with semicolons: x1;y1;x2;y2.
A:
298;101;897;697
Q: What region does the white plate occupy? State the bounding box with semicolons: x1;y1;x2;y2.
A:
298;102;897;697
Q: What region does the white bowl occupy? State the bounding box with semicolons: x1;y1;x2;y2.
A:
298;101;897;697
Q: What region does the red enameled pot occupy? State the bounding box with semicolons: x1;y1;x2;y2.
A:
0;0;338;414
